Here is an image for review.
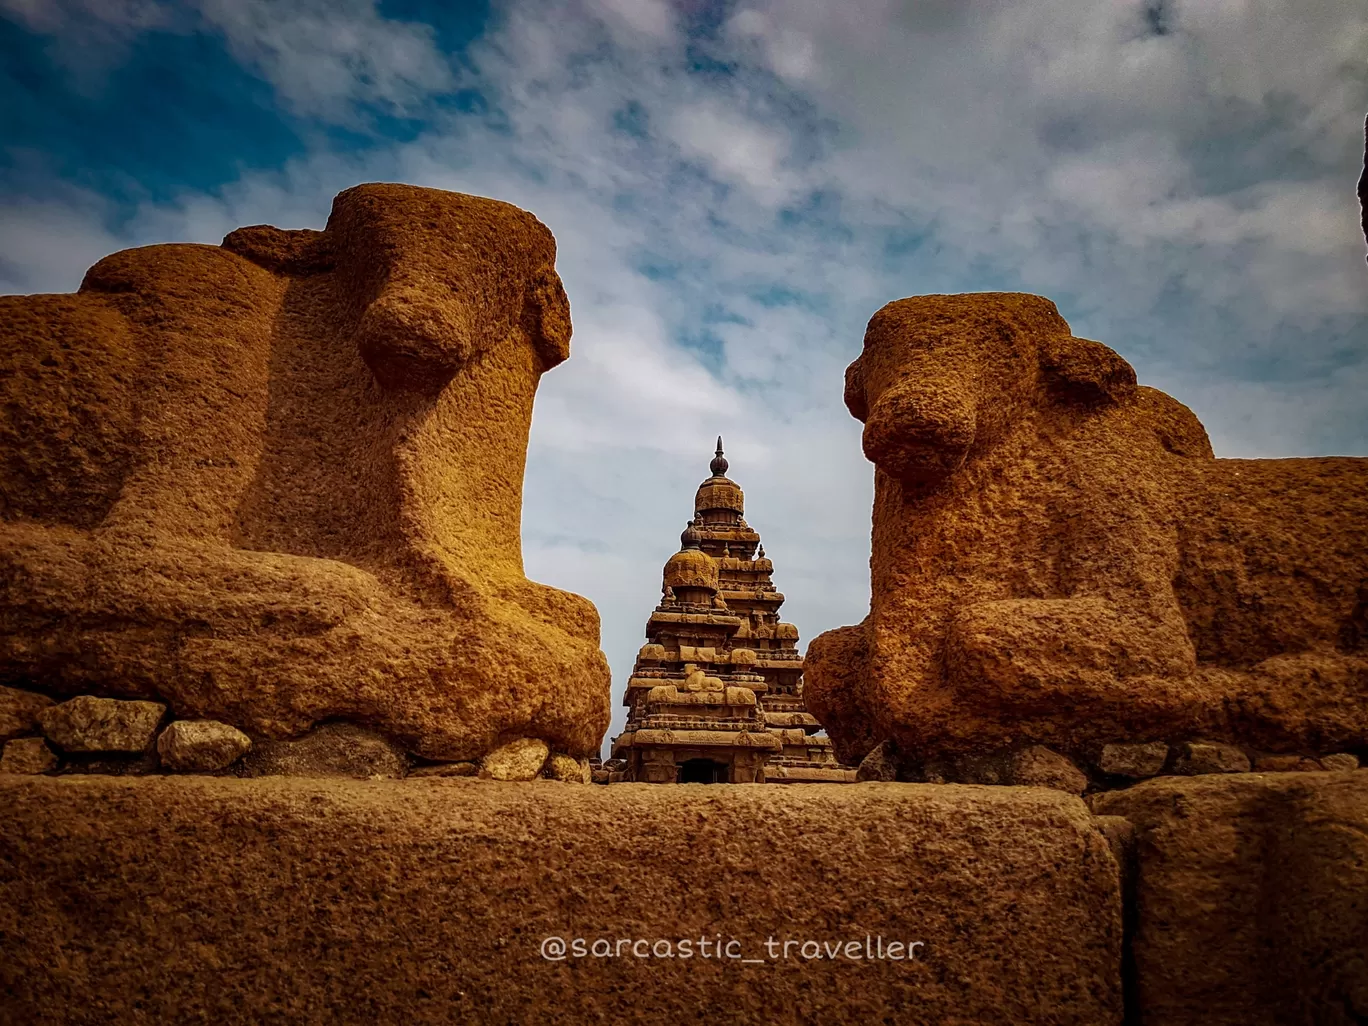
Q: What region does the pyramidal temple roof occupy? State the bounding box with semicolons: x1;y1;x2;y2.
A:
608;440;855;784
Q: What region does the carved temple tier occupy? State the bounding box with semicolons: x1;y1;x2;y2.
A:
610;439;855;784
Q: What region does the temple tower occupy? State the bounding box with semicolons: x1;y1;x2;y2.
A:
610;440;856;783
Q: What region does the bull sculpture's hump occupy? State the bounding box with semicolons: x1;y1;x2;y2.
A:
806;290;1368;775
0;183;610;763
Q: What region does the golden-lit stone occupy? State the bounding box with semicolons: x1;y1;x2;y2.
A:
612;440;855;784
0;184;611;762
808;292;1368;772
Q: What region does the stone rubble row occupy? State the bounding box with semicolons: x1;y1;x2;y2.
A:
855;738;1361;793
0;686;591;783
7;684;1357;790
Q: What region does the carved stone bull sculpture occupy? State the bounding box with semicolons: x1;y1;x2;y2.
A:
806;292;1368;768
0;183;610;761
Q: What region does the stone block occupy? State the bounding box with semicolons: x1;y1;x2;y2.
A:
479;738;549;781
240;722;408;779
856;740;898;782
156;720;252;772
1320;753;1360;772
1172;741;1250;776
1094;771;1368;1025
0;737;56;774
0;686;53;744
1098;741;1169;778
1004;746;1088;794
0;777;1123;1024
543;753;591;783
1251;754;1322;773
38;696;165;753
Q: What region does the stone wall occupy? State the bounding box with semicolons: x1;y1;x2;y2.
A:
0;776;1123;1026
3;770;1364;1023
1096;771;1368;1025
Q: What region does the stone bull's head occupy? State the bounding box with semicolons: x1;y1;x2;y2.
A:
843;293;1138;487
223;183;572;393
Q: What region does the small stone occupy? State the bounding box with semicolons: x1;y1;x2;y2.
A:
1098;742;1169;778
1173;741;1250;776
1320;753;1360;772
856;740;899;782
241;722;409;779
544;753;592;783
1005;746;1088;795
479;738;550;781
38;696;166;752
409;762;478;778
156;720;252;772
0;686;54;743
1253;754;1322;773
1;737;57;774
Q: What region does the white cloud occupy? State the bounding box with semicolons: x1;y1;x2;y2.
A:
668;102;799;202
0;191;125;294
590;0;676;42
726;9;817;83
5;0;1367;749
195;0;454;119
2;0;453;120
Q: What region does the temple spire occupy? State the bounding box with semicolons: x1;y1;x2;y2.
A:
608;442;855;784
710;436;729;477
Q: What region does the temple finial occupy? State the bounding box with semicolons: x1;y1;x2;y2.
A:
710;436;729;476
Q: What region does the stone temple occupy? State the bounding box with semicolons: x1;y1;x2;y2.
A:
610;440;856;784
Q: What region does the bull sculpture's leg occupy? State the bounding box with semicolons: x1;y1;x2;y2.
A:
946;595;1196;710
944;444;1200;722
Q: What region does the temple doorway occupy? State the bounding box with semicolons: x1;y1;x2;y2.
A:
679;759;725;784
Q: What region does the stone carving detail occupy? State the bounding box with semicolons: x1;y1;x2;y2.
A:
807;292;1368;773
610;440;855;783
0;184;610;763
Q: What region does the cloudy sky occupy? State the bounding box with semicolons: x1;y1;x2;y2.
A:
4;0;1366;748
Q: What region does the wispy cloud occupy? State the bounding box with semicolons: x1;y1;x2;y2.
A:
3;0;1366;746
2;0;455;118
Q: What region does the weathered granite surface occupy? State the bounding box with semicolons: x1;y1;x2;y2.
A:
1094;770;1368;1026
808;292;1368;769
0;184;611;762
156;719;252;772
0;685;52;743
0;776;1123;1025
